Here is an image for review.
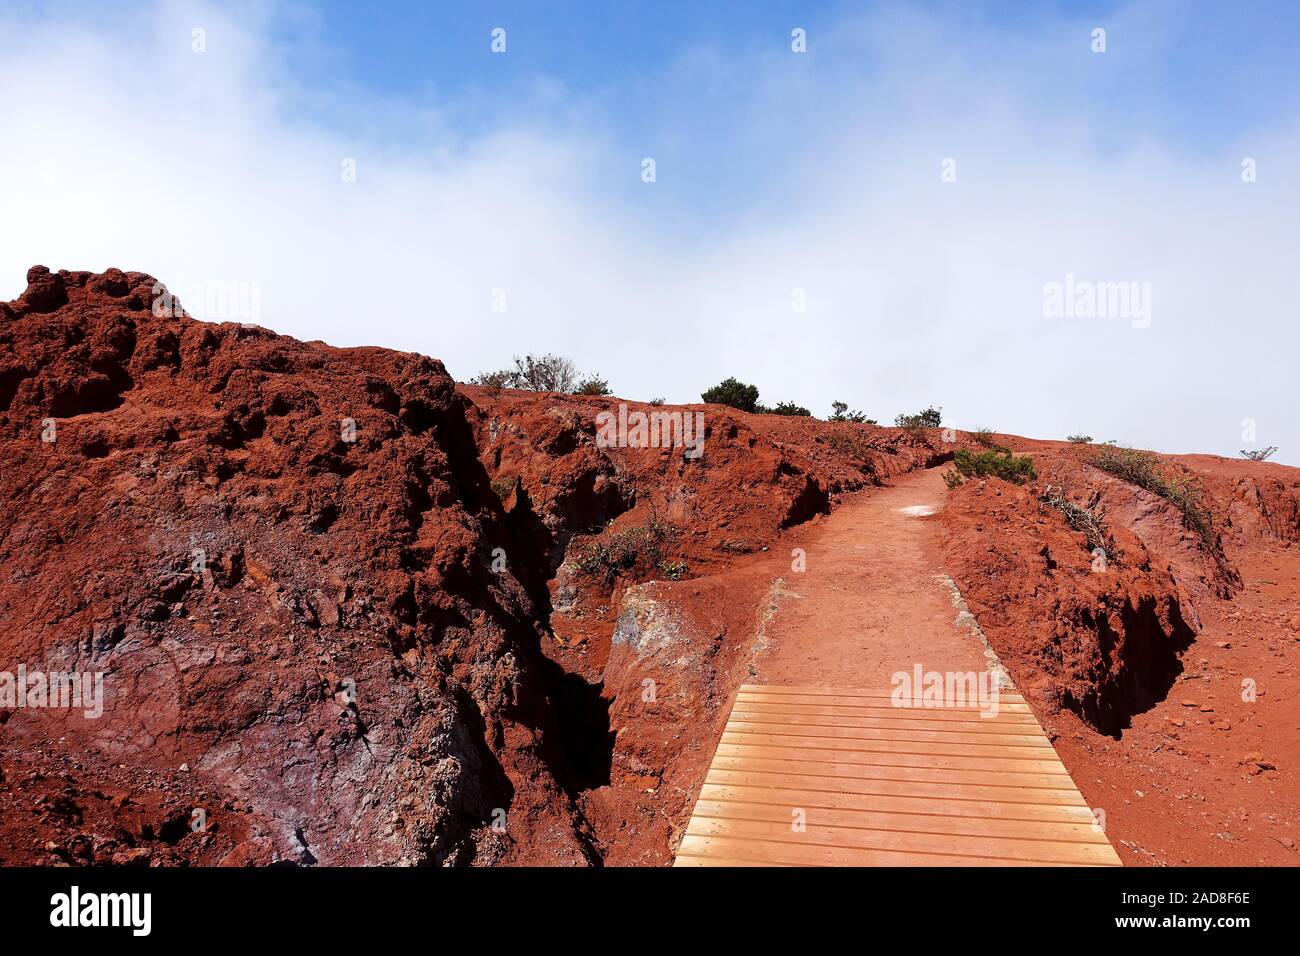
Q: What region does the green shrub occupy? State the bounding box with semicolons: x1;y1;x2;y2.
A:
895;406;943;429
574;515;678;584
701;377;760;413
472;369;513;389
1067;433;1093;444
659;558;689;581
830;401;872;424
1090;445;1212;545
574;375;612;396
648;397;665;406
767;401;811;416
952;448;1036;484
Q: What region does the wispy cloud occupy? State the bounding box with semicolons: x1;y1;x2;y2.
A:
1;0;1296;463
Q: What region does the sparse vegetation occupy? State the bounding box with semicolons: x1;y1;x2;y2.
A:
830;401;874;424
1240;446;1278;462
700;377;760;413
490;475;518;500
767;401;811;416
1067;433;1093;444
894;406;943;429
659;558;689;581
574;514;679;584
1090;445;1213;546
942;469;965;490
473;353;610;395
972;427;997;447
471;369;513;389
574;375;612;396
1040;484;1116;558
827;430;876;463
946;448;1036;485
648;397;665;406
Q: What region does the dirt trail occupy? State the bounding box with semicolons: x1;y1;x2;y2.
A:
751;467;991;689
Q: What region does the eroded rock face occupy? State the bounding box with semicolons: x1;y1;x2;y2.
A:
938;445;1270;736
0;267;590;865
459;385;953;863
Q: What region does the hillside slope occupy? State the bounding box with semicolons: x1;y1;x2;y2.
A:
2;266;1296;866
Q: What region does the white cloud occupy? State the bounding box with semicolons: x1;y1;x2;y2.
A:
1;1;1296;464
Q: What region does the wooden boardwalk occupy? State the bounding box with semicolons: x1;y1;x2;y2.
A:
675;684;1122;867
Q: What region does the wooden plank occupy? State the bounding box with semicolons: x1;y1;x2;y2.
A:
738;683;1028;704
689;799;1107;844
717;728;1060;759
676;834;1075;867
730;700;1039;723
676;682;1122;867
725;718;1053;747
730;709;1050;735
737;691;1033;714
697;783;1098;823
684;818;1121;866
708;755;1078;792
702;769;1092;808
714;742;1072;775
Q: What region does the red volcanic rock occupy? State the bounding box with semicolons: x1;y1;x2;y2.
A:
941;475;1199;734
0;267;590;865
5;267;1297;868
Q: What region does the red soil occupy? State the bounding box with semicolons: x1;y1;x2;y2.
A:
749;468;990;689
941;440;1300;864
2;266;1296;866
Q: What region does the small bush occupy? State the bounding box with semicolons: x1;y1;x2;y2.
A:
942;468;965;490
830;400;872;424
473;354;606;395
648;397;665;406
1067;433;1093;444
659;558;689;581
701;377;760;413
1040;484;1116;558
767;401;811;416
895;406;943;429
952;448;1036;484
490;475;518;500
1090;445;1212;545
472;369;513;389
574;515;679;584
972;427;997;447
1240;446;1278;462
827;431;874;460
574;375;612;396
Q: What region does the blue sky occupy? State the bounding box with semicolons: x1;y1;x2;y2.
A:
256;0;1300;221
2;0;1298;462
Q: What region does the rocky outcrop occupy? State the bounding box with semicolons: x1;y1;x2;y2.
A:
0;267;591;865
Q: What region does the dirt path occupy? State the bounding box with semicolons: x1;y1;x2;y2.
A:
750;468;992;689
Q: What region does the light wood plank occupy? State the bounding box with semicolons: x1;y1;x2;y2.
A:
698;783;1098;823
702;770;1092;807
675;682;1122;867
684;818;1121;866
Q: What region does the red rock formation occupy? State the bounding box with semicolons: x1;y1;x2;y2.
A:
4;267;1297;867
0;267;591;865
